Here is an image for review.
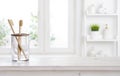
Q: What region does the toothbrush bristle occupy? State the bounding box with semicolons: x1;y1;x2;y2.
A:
19;20;23;26
8;19;14;26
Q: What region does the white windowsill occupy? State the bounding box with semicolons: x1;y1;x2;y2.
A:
0;55;120;71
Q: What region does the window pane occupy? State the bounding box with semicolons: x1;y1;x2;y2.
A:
0;0;38;48
49;0;68;48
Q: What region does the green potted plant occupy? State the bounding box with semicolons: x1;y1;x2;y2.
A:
90;24;101;39
91;24;99;31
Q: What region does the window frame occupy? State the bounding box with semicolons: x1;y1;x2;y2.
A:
0;0;81;55
38;0;77;54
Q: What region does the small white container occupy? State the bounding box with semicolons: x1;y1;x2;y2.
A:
103;24;112;39
87;4;96;14
91;31;102;40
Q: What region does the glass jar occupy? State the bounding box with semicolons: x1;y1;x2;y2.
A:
11;33;29;61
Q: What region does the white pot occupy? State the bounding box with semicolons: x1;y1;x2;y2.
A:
91;31;101;40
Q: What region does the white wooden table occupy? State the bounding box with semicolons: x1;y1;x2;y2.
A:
0;55;120;76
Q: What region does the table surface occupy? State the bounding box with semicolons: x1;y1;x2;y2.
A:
0;55;120;71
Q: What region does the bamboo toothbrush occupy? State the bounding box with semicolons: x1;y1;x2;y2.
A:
8;19;27;60
18;20;23;60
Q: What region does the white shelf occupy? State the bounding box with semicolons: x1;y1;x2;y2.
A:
86;36;117;42
86;39;117;42
84;0;118;57
86;13;118;16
